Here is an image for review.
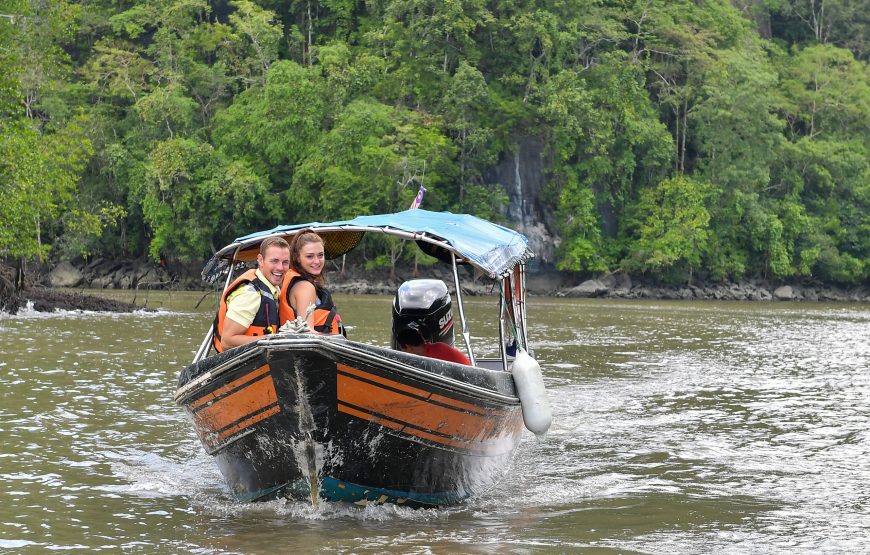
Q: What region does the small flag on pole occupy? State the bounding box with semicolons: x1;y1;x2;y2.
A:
409;184;426;209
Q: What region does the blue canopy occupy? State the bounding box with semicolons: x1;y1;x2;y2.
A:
203;210;533;281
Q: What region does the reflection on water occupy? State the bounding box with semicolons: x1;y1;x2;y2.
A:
1;293;868;554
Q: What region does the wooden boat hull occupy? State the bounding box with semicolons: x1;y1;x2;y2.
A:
174;334;524;506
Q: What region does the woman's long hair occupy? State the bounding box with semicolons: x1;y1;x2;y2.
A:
288;230;327;286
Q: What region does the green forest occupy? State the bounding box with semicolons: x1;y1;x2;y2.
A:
1;0;868;285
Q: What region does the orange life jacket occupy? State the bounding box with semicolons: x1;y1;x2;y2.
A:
278;269;342;335
212;269;279;353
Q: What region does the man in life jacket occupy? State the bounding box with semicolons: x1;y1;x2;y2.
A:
213;237;291;352
396;326;470;365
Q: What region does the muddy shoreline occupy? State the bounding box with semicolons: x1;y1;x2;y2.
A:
2;258;868;314
3;287;148;313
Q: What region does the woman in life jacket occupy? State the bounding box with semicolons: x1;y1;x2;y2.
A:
279;231;343;335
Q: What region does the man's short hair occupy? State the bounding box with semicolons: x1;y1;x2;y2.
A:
396;327;425;347
260;237;290;257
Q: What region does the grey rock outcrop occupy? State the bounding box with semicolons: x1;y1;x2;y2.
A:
774;285;793;300
49;261;83;288
558;279;609;298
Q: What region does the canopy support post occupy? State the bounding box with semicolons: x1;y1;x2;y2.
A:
192;248;239;364
498;284;509;373
192;324;214;364
451;253;476;366
507;268;522;352
518;264;531;356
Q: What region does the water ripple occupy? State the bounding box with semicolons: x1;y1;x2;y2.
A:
1;298;868;553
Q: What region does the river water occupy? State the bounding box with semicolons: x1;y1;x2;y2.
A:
1;291;868;554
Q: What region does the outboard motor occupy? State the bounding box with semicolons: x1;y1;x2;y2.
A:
391;279;455;349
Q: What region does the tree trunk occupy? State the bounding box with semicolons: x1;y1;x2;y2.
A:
680;99;688;172
307;0;314;66
16;256;25;291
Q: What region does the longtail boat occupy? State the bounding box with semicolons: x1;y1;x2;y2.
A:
174;210;551;507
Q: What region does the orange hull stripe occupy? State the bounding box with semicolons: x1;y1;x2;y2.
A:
337;403;481;452
190;364;272;411
336;363;508;418
337;373;503;442
208;405;281;447
430;391;506;416
337;363;430;398
193;372;278;435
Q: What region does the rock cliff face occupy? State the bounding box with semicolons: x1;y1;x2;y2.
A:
489;135;557;268
4;259;868;312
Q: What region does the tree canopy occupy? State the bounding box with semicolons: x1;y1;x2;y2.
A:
1;0;867;285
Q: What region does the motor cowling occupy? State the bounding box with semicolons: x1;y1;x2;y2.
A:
391;279;455;349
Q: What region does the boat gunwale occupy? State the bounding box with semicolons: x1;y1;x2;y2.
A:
174;334;521;407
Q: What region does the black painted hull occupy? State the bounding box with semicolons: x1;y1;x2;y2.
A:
174;334;524;506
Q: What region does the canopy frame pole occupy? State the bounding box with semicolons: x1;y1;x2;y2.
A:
518;264;531;356
508;268;523;352
216;224;526;281
193;324;214;364
451;253;476;366
498;283;509;373
193;247;239;364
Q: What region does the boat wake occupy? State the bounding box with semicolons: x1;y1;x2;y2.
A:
107;444;226;501
110;431;457;522
0;301;181;320
115;427;548;523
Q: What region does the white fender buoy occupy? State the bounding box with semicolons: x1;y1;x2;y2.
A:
511;349;552;436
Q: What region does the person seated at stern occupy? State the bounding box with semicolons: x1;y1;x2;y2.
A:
213;237;290;352
396;327;471;365
279;231;343;335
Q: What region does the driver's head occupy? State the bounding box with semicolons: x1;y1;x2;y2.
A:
396;327;426;355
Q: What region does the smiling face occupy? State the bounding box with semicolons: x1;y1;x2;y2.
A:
297;241;325;276
257;245;291;287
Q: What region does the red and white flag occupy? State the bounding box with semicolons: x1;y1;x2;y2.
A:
409;184;426;209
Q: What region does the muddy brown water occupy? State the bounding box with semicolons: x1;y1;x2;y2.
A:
1;291;868;554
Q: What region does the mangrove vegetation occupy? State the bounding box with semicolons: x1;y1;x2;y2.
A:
1;0;868;286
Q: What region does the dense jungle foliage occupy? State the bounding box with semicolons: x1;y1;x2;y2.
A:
1;0;868;285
